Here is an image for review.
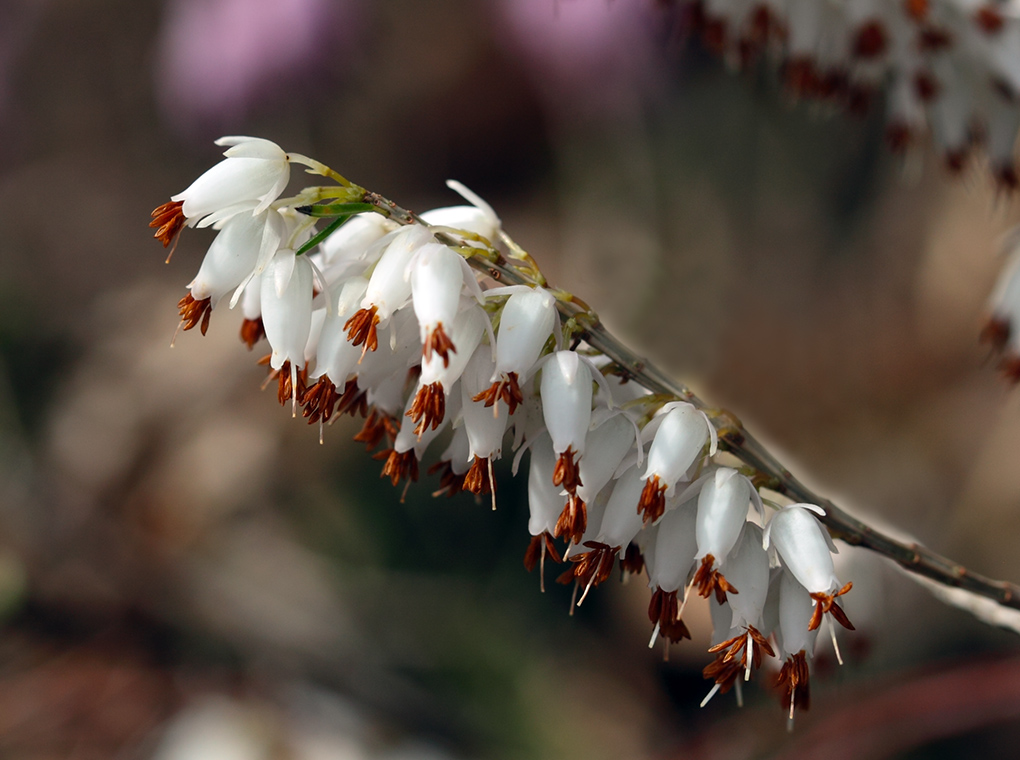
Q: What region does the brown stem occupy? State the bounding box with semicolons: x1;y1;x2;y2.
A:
359;190;1020;618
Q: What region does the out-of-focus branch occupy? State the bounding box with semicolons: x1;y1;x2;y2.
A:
357;188;1020;624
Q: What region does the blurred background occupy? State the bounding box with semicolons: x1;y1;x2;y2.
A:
2;0;1020;758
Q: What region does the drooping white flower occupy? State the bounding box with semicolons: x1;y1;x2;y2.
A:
345;225;432;353
639;402;716;524
692;468;754;599
764;503;854;634
540;350;594;500
575;412;638;506
173;136;292;222
409;243;467;367
474;286;558;415
260;249;313;413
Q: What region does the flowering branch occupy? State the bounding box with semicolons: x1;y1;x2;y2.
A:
359;187;1020;620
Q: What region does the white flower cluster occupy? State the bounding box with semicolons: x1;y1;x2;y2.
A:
680;0;1020;185
152;137;855;721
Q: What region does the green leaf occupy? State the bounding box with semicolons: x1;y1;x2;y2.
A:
296;213;361;257
295;202;376;218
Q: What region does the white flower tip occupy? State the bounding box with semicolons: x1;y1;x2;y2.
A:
446;180;500;224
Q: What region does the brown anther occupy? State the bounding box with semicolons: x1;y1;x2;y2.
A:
693;555;740;604
463;456;495;496
918;26;953;52
620;542;645;576
903;0;929;22
637;475;667;525
423;323;456;367
335;378;368;418
240;318;266;349
774;651;811;714
648;588;692;644
301;377;339;424
354;409;398;451
552;446;582;495
553;494;587;545
808;581;855;632
273;361;307;407
568;541;618;593
177;294;213;335
408;382;446;434
150;200;186;248
913;71;939;102
344;305;380;352
375;448;419;486
853;20;887;59
976;5;1005;35
429;460;466;498
706;626;775;679
471;372;525;415
524;532;563;572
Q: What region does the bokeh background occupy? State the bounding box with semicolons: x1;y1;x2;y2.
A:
3;0;1020;758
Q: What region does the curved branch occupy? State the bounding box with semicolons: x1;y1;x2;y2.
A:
359;189;1020;622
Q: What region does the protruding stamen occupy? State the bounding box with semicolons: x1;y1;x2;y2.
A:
408;382;446;435
429;460;466;498
423;322;456;367
774;651;811;720
693;555;739;604
808;581;854;632
354;410;398;451
240;318;266;350
344;305;380;352
553;494;587;545
552;446;582;495
150;200;186;250
637;475;667;525
375;448;420;486
177;294;213;336
471;372;524;416
463;456;496;498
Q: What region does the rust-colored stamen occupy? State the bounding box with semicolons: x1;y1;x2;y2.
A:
344;305;380;352
808;581;855;632
552;446;582;495
272;361;307;408
375;448;419;486
647;588;691;644
408;382;446;434
620;542;645;576
423;323;456;367
471;372;525;415
567;541;618;601
463;456;495;496
354;409;398;451
150;200;186;249
177;294;213;336
693;554;739;604
637;474;667;525
428;460;466;498
553;494;587;545
774;651;811;716
240;318;265;349
704;625;775;689
302;377;340;424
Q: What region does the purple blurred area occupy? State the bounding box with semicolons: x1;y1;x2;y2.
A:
1;1;1020;759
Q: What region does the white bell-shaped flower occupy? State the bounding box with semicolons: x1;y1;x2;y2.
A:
461;345;511;505
764;503;854;633
310;278;369;384
172;136;291;222
475;287;557;415
775;566;816;722
410;243;467;367
639;402;715;524
575;412;637;505
411;304;487;435
540;350;593;497
721;523;770;631
189;208;285;307
597;464;649;551
261;250;313;371
692;467;753;603
647;496;698;594
345;225;432;353
319;212;397;270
